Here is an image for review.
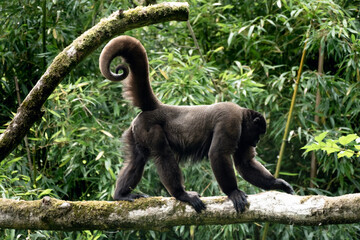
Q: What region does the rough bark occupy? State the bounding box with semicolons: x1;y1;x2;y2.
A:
1;192;359;231
0;2;189;161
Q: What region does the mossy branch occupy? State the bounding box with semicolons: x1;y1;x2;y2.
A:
0;2;189;161
1;192;360;231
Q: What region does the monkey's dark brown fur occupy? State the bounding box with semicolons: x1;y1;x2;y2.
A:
99;36;294;213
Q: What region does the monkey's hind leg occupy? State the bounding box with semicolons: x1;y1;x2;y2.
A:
113;129;149;201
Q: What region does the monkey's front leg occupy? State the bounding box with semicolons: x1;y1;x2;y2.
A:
209;151;248;213
154;154;206;213
156;155;206;213
150;125;206;213
234;146;295;195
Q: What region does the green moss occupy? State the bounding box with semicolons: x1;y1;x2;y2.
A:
210;196;227;204
300;196;312;204
134;197;168;209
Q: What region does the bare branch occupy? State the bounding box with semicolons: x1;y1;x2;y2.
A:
1;192;359;231
0;2;189;161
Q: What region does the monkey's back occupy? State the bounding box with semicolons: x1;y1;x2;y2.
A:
131;102;244;162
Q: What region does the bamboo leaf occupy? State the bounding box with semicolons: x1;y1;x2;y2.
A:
314;132;328;143
338;150;354;159
95;151;104;161
100;130;114;138
339;134;358;146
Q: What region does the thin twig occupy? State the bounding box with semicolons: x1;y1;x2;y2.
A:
186;20;220;94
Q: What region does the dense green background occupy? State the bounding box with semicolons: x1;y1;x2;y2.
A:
0;0;359;239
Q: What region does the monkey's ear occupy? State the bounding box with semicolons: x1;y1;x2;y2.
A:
253;117;261;124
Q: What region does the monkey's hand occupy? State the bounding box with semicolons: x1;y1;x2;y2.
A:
228;189;248;213
176;191;206;213
273;178;295;194
114;193;149;202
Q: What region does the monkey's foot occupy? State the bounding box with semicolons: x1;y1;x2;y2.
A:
176;191;206;213
228;189;248;213
114;193;149;202
273;178;295;194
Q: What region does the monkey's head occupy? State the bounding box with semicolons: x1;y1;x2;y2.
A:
241;110;267;147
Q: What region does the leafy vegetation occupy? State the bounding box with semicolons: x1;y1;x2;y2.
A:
0;0;359;239
302;132;360;193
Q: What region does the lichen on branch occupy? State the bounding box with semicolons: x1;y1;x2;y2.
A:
0;192;359;231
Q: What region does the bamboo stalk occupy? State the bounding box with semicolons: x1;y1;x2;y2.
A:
262;31;309;240
274;39;308;178
310;46;324;188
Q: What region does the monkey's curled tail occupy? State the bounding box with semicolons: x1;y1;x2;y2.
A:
99;36;160;111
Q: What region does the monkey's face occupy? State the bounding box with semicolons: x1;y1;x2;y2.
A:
241;112;267;147
246;131;265;147
250;135;261;147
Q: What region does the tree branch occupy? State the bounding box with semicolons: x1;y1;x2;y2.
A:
0;2;189;161
1;192;359;231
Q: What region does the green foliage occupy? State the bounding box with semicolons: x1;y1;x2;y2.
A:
303;132;360;159
302;131;360;193
1;0;360;239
